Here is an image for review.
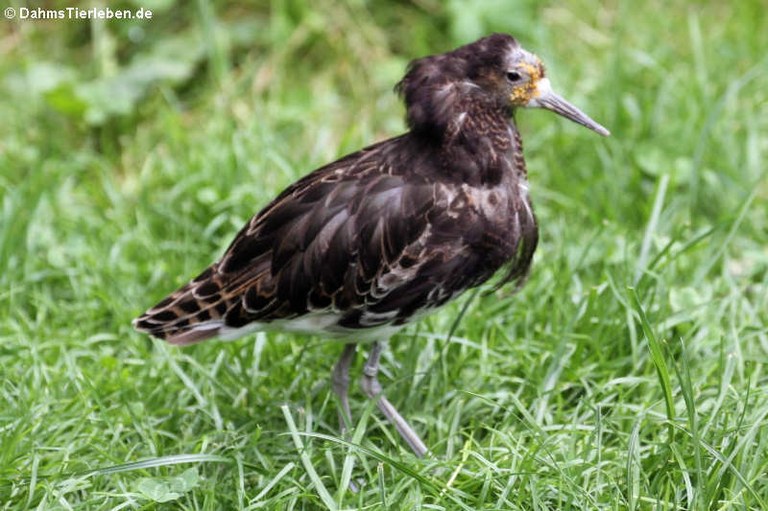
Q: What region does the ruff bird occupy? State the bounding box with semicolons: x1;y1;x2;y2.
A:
134;33;609;456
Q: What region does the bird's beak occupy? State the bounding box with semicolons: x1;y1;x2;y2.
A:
528;78;610;136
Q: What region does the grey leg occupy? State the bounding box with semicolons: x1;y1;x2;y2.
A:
332;343;363;493
332;343;357;433
359;341;429;457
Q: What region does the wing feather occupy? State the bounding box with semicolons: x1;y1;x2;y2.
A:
135;136;439;341
134;131;537;343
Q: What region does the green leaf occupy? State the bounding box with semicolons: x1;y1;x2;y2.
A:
168;467;200;493
135;468;199;503
136;478;182;503
4;62;76;97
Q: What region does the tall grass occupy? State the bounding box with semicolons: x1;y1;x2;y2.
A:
1;0;766;508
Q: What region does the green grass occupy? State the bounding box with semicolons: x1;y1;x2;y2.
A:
2;0;767;509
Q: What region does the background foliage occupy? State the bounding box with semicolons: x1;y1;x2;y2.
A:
1;0;766;509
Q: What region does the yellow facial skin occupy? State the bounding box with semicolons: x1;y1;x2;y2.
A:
508;61;544;105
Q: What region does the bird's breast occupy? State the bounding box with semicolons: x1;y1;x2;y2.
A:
437;178;537;263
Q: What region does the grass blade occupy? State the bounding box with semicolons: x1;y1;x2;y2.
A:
78;454;230;477
281;405;337;510
629;287;676;441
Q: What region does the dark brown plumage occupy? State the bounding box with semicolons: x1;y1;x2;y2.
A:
134;34;608;455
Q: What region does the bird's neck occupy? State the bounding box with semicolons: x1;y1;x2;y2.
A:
438;102;527;186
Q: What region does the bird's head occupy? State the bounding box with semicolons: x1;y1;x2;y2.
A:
396;33;610;138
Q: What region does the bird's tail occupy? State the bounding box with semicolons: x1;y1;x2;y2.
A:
133;267;228;345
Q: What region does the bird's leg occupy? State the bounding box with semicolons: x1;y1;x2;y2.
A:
331;343;364;493
331;343;357;434
360;341;429;457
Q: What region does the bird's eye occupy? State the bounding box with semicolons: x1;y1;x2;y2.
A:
506;71;522;82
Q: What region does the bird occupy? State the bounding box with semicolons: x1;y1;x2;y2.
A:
133;33;609;457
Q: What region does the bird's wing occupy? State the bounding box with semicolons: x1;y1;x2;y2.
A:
133;137;483;344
